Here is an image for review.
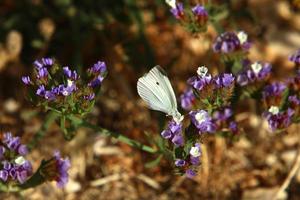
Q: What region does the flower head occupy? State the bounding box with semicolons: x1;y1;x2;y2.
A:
0;132;32;184
22;76;31;85
213;31;250;54
180;88;195;110
160;119;184;146
189;143;201;157
237;61;271;86
214;73;235;88
289;49;300;65
263;107;294;131
42;151;71;188
170;3;184;19
22;58;108;115
189;110;216;133
192;5;208;25
188;67;212;90
263;82;286;99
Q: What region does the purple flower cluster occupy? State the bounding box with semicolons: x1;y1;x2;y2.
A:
170;3;184;19
180;88;195;110
237;61;272;86
0;132;32;184
192;5;208;25
212;31;251;54
88;61;107;88
289;49;300;65
213;107;239;134
263;107;294;132
188;67;234;91
161;120;184;147
22;58;107;113
289;95;300;107
42;151;71;188
189;110;216;134
262;82;286;107
214;73;235;88
263;82;286;98
175;143;202;178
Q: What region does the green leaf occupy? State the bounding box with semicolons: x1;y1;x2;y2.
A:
145;155;163;168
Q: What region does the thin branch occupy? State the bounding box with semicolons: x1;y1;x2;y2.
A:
272;130;300;200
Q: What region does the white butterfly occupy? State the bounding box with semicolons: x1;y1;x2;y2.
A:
137;66;183;123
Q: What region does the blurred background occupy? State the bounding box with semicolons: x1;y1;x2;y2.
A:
0;0;300;199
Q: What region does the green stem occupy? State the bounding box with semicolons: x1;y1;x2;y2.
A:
67;116;157;154
28;112;59;150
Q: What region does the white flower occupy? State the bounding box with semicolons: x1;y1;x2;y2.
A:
195;111;206;124
67;79;73;87
190;145;201;157
165;0;176;9
237;31;248;44
269;106;279;115
251;62;263;74
15;156;26;165
197;66;208;77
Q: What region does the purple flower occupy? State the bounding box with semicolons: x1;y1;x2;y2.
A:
190;156;200;165
237;62;272;86
83;93;95;100
161;129;173;139
0;133;32;184
37;67;48;79
263;107;294;131
36;85;46;96
0;170;8;181
34;60;43;69
42;58;54;67
213;31;250;54
289;95;300;106
192;5;208;24
0;146;5;158
229;121;238;133
56;80;77;96
171;134;184;147
214;73;235;88
22;76;31;85
63;66;72;78
187;71;212;91
213;32;240;53
180;88;195;110
7;137;21;151
289;49;300;64
213;108;233;121
89;61;107;74
237;73;249;86
170;3;184;19
175;159;186;167
168;120;182;134
263;82;286;98
186;169;196;178
53;151;71;188
34;58;54;68
44;91;56;100
2;161;11;170
88;75;105;88
189;110;216;133
18;145;28;156
63;66;79;80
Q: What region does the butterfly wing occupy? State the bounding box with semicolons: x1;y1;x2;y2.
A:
137;66;178;116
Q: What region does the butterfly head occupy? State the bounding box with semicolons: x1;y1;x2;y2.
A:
170;110;184;123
